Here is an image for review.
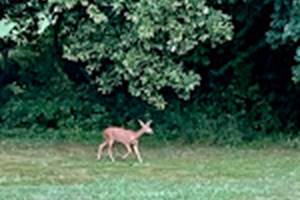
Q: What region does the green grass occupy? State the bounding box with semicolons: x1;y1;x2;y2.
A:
0;139;299;200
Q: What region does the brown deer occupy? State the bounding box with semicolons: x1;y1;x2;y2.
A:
97;120;153;163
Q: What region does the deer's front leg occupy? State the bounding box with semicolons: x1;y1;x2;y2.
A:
122;144;132;160
133;143;143;163
108;140;115;162
97;141;107;160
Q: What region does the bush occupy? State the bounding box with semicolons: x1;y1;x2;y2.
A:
0;80;111;137
0;52;294;145
0;80;288;145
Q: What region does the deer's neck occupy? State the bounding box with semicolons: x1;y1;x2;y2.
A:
134;129;145;140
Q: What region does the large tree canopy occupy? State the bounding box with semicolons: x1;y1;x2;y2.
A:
1;0;234;109
60;0;233;109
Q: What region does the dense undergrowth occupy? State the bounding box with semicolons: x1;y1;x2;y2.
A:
0;76;299;147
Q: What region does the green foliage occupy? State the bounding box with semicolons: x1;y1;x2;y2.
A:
266;0;300;83
0;82;110;132
0;38;110;136
149;85;281;145
0;0;50;46
61;0;233;109
151;102;245;145
292;47;300;83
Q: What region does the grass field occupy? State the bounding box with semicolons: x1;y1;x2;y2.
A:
0;139;299;200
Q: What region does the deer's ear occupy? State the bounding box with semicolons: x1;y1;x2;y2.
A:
147;120;152;125
138;120;145;126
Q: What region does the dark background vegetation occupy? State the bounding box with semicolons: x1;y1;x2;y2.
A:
0;0;299;146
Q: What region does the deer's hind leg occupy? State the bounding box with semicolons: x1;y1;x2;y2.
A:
121;144;132;160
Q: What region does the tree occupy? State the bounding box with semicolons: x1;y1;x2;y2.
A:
266;0;300;83
0;0;69;89
59;0;233;109
0;0;50;81
0;0;233;109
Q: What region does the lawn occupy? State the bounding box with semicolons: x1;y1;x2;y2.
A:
0;139;299;200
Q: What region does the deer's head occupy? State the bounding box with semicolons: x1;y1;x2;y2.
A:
138;120;153;134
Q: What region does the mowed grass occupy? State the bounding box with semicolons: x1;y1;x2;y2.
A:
0;139;299;200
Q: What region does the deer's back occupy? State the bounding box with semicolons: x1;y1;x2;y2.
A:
103;127;135;143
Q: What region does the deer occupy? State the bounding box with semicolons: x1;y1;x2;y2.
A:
97;120;153;163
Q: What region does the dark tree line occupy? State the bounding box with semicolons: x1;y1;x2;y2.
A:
0;0;299;143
